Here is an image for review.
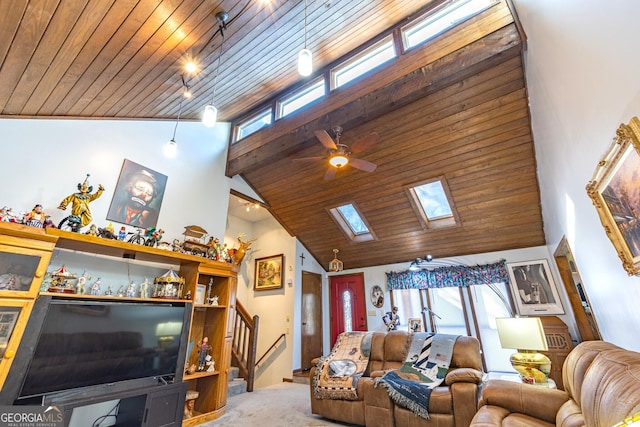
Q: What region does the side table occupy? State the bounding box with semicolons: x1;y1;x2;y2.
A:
483;371;557;389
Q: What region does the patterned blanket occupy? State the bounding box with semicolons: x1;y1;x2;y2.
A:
313;331;373;400
375;333;457;419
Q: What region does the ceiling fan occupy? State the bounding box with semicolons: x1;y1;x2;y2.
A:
293;126;380;180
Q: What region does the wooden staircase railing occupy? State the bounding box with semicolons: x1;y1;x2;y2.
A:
231;300;259;392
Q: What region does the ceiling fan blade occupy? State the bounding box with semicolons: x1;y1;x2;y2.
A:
324;167;337;181
314;130;338;150
350;132;380;154
349;157;377;172
292;156;324;163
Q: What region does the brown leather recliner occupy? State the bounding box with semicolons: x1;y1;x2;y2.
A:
470;340;640;427
309;330;484;427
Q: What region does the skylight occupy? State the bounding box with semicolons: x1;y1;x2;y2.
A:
237;109;272;140
330;35;396;89
328;203;375;242
337;204;369;234
277;78;325;118
401;0;498;50
406;177;459;230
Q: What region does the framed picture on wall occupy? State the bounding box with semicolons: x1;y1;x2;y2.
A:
586;116;640;275
408;318;422;333
194;284;206;305
507;259;564;316
254;254;284;291
106;159;168;229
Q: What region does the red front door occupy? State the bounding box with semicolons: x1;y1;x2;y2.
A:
329;273;367;346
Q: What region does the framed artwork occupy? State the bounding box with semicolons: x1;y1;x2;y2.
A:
370;285;384;308
408;318;422;333
194;284;206;305
254;254;284;291
106;159;168;229
507;259;564;316
586;116;640;275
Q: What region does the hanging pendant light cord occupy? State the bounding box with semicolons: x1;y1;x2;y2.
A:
209;33;226;105
304;0;308;49
172;96;184;140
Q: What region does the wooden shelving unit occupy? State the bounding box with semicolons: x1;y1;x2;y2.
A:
0;224;237;424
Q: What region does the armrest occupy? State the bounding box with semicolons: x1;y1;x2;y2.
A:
445;367;483;384
479;379;569;424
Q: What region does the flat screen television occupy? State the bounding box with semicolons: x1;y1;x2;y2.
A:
14;297;190;401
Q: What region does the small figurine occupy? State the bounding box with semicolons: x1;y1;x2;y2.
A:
144;227;164;247
197;337;211;371
57;174;105;232
209;295;219;306
104;284;113;296
139;277;150;298
205;355;215;372
90;277;102;295
126;281;136;298
118;226;127;241
85;224;99;236
98;222;118;239
172;239;182;252
206;278;213;302
24;204;46;228
76;271;90;295
116;285;125;297
184;390;199;419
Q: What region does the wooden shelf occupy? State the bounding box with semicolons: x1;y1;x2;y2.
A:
46;228;235;270
184;370;219;380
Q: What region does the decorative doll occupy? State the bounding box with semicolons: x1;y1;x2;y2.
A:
197;337;211;371
90;278;102;295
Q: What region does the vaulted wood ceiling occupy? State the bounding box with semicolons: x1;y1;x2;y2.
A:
1;0;545;270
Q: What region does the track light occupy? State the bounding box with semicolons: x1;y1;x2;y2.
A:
298;0;312;76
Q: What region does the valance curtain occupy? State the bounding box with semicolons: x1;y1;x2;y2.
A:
386;260;508;290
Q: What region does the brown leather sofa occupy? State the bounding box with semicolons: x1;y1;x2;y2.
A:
470;340;640;427
309;330;484;427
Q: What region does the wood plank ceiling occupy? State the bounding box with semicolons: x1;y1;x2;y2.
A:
0;0;545;270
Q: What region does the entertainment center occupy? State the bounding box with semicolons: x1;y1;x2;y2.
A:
0;222;238;426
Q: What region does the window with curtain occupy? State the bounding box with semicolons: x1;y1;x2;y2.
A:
388;260;515;372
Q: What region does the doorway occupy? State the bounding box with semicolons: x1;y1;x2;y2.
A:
553;237;602;341
301;271;323;371
329;273;367;346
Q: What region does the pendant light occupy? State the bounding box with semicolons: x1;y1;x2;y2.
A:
329;249;343;272
202;12;228;128
165;95;183;158
298;0;312;76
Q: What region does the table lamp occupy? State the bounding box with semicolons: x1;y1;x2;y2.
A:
496;317;551;384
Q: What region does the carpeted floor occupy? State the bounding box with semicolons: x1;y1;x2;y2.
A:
197;382;357;427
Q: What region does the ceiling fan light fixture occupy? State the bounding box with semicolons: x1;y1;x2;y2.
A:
329;154;349;168
202;104;218;127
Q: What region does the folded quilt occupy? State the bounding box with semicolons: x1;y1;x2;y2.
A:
314;331;373;400
376;333;457;419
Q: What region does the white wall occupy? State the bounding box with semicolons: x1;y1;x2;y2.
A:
511;0;640;350
2;118;231;243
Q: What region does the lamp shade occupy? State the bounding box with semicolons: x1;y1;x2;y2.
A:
496;317;548;351
298;48;313;76
329;154;349;168
202;104;218;128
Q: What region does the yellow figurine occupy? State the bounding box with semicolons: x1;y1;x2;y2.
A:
57;174;104;231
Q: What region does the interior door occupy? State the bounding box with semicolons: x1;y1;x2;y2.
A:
329;273;367;346
301;271;323;371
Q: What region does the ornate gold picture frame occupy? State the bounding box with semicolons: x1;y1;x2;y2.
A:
586;116;640;275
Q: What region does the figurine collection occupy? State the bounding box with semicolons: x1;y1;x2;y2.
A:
2;174;255;265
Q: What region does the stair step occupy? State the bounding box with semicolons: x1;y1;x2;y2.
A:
292;370;311;385
229;366;240;381
227;378;247;397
